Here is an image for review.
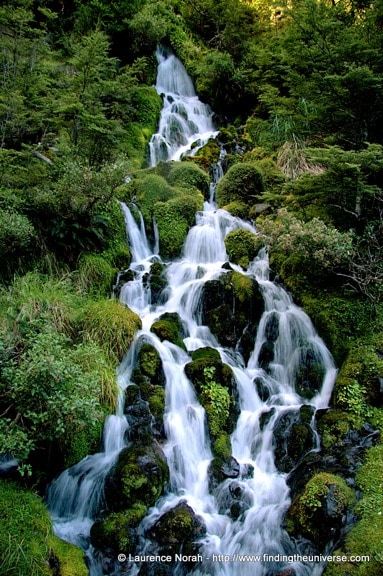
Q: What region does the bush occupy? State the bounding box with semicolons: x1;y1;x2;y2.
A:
0;209;36;277
135;174;177;222
216;162;264;207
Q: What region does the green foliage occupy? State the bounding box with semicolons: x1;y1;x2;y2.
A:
0;480;53;576
90;503;147;552
257;209;354;291
199;366;231;438
216;162;264;207
0;209;36;278
224;229;258;269
325;445;383;575
80;299;142;363
212;431;232;459
76;254;116;296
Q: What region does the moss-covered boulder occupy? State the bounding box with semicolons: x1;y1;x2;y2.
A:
145;260;168;305
208;456;240;491
185;350;239;437
167;162;210;199
154;193;202;259
273;406;316;473
147;500;206;560
200;271;264;360
185;138;220;173
105;442;169;512
216;162;264;208
90;503;147;553
286;472;354;549
224;229;259;270
137;343;165;385
151;312;186;349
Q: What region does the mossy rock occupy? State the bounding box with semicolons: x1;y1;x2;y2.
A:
147;500;206;559
137;343;165;385
105;442;169;512
167;162;210;199
151;312;186;349
273;406;316;473
208;456;240;491
147;260;168;305
0;480;87;576
184;358;234;395
136;174;177;222
216;162;264;207
286;472;355;549
187;138;220;172
212;431;232;459
224;229;258;270
200;271;264;359
191;347;221;363
316;409;356;450
222;201;250;219
154;193;203;259
323;444;383;575
90;503;147;553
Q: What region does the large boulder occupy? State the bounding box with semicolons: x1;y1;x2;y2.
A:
105;442;169;512
285;472;354;549
199;270;264;360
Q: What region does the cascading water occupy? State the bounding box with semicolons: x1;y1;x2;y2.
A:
149;47;218;166
47;49;337;576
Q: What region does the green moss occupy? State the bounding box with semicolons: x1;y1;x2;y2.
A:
324;445;383;575
138;343;163;378
150;312;185;348
0;480;87;576
154;193;202;258
136;174;177;223
212;431;232;459
189;138;220;172
224;229;258;269
191;347;221;363
231;272;254;303
216;162;264;207
90;503;147;553
287;473;354;545
48;536;87;576
167;162;210;199
147;385;166;419
316;410;355;450
106;443;169;511
222;201;250;219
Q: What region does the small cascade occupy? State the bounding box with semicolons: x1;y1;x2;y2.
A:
47;48;338;576
149;47;218;166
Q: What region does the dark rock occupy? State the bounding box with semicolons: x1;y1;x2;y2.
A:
199;271;264;361
105;442;169;512
147;500;206;561
254;377;271;402
208;456;240;491
124;397;153;442
273;406;316;473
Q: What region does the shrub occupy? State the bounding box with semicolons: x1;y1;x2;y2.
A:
216;162;264;207
0;209;36;276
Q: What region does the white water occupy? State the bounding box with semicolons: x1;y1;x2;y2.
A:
47;49;336;576
149;47;218;166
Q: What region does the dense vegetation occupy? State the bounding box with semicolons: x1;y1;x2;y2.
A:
1;0;383;574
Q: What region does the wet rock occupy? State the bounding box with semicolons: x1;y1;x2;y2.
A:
124;396;153;443
146;500;206;561
285;472;354;549
273;406;316;473
208;456;240;491
146;261;168;305
199;271;264;361
105;442;169;512
151;312;186;349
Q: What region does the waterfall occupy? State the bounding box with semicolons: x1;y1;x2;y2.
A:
47;49;337;576
149;47;218;166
